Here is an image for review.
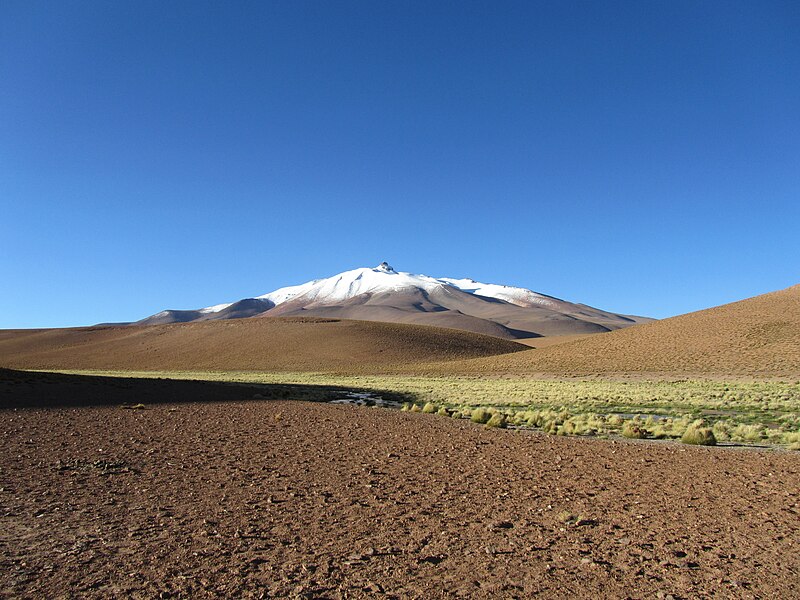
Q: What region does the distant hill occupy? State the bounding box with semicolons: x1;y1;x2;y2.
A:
436;284;800;378
137;262;651;339
0;317;526;373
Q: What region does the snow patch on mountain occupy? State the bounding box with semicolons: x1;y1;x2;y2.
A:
439;278;557;308
203;263;559;312
256;265;443;307
199;302;234;314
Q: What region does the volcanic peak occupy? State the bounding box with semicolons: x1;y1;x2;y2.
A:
135;263;652;339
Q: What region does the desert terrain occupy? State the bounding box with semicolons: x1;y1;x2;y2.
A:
0;318;525;374
1;285;798;379
1;285;799;598
1;370;799;599
438;284;800;379
5;0;797;597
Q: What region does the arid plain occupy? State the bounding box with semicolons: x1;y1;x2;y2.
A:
1;285;799;598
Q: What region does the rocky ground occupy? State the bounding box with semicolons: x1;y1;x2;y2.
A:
1;373;799;599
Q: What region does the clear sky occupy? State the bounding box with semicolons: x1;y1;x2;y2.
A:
1;1;798;328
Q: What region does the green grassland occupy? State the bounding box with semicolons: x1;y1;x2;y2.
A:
52;370;800;449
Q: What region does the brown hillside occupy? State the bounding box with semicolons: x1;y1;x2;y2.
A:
0;317;525;373
433;284;800;378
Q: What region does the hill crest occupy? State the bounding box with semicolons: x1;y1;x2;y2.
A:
0;317;526;373
436;283;800;378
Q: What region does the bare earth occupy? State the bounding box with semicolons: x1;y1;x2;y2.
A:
2;284;798;379
0;318;525;374
427;283;800;378
2;373;798;599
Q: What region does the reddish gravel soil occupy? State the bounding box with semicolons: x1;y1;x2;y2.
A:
1;374;799;599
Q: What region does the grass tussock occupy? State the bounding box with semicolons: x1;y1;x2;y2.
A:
681;424;717;446
485;413;507;428
621;421;649;439
470;407;491;424
557;511;577;524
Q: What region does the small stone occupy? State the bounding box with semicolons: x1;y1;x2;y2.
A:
346;553;365;561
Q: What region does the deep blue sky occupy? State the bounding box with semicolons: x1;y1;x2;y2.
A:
2;1;798;328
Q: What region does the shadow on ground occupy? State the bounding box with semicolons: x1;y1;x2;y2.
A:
0;368;417;409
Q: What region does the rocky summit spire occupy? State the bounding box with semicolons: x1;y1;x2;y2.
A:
376;262;395;273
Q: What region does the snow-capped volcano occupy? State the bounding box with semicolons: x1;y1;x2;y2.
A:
190;262;558;314
246;262;556;310
138;263;651;339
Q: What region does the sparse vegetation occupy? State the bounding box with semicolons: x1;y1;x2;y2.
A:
733;423;764;443
53;370;800;449
784;431;800;451
470;407;491;424
485;413;507;428
621;421;648;439
681;424;717;446
422;402;437;414
557;510;576;524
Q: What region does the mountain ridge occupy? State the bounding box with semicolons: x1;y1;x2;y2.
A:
137;263;651;339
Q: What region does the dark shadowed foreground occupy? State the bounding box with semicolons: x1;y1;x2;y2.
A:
1;374;798;599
